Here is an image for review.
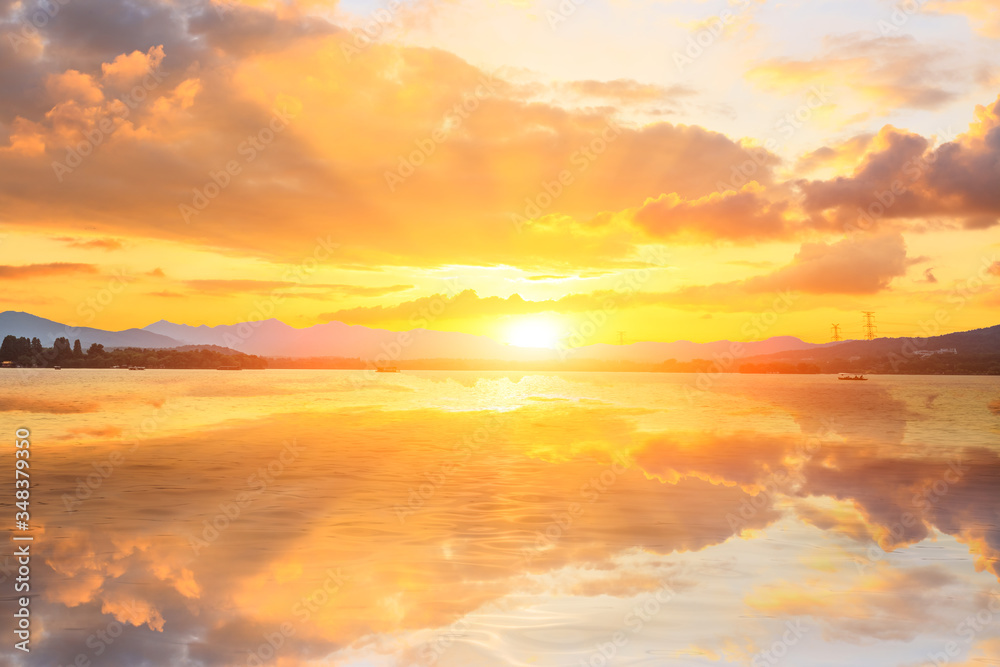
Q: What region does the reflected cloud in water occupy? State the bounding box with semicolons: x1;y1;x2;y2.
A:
3;371;999;666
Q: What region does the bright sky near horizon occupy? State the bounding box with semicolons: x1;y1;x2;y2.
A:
1;0;999;346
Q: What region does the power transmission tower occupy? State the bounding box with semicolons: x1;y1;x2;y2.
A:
831;324;842;342
861;312;877;341
617;331;626;346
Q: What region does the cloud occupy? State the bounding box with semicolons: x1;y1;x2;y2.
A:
100;45;165;89
798;444;1000;578
746;566;962;642
745;232;909;294
323;233;912;325
24;404;781;666
658;232;912;310
799;95;1000;230
52;236;126;251
748;34;967;119
630;182;791;243
926;0;1000;38
634;431;801;491
0;263;99;279
794;133;874;175
181;279;413;298
560;79;696;104
0;19;786;268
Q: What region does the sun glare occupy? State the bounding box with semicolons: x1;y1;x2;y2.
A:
506;318;560;349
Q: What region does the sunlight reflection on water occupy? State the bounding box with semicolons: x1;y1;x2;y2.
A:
2;371;999;667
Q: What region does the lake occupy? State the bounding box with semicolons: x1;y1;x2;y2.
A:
3;370;999;666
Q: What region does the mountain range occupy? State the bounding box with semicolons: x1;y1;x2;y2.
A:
0;310;829;363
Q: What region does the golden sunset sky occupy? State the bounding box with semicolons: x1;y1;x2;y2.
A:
2;0;999;346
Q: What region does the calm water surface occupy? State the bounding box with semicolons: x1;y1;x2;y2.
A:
2;370;999;666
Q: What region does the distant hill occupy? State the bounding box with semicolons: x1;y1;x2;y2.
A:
737;325;1000;374
568;336;830;363
0;311;182;349
143;318;823;362
3;310;994;370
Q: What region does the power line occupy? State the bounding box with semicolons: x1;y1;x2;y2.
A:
861;311;878;341
831;324;842;342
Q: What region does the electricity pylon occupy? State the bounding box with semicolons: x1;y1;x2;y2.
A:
617;331;627;346
861;312;877;341
831;324;842;342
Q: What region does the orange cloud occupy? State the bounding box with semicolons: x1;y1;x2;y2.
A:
100;45;166;89
0;263;99;279
52;236;126;251
631;182;791;243
800;95;1000;231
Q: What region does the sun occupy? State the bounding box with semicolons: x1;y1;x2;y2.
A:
506;317;560;349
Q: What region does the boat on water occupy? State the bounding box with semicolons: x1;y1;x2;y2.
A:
53;366;61;370
128;366;146;371
838;372;867;381
375;366;400;373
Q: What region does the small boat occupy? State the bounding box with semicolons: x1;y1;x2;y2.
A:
217;365;242;371
838;372;867;381
375;366;400;373
128;366;146;371
53;366;61;370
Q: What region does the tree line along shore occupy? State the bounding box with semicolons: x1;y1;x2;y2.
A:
2;335;998;374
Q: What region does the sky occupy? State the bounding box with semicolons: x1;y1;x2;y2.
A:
1;0;999;347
